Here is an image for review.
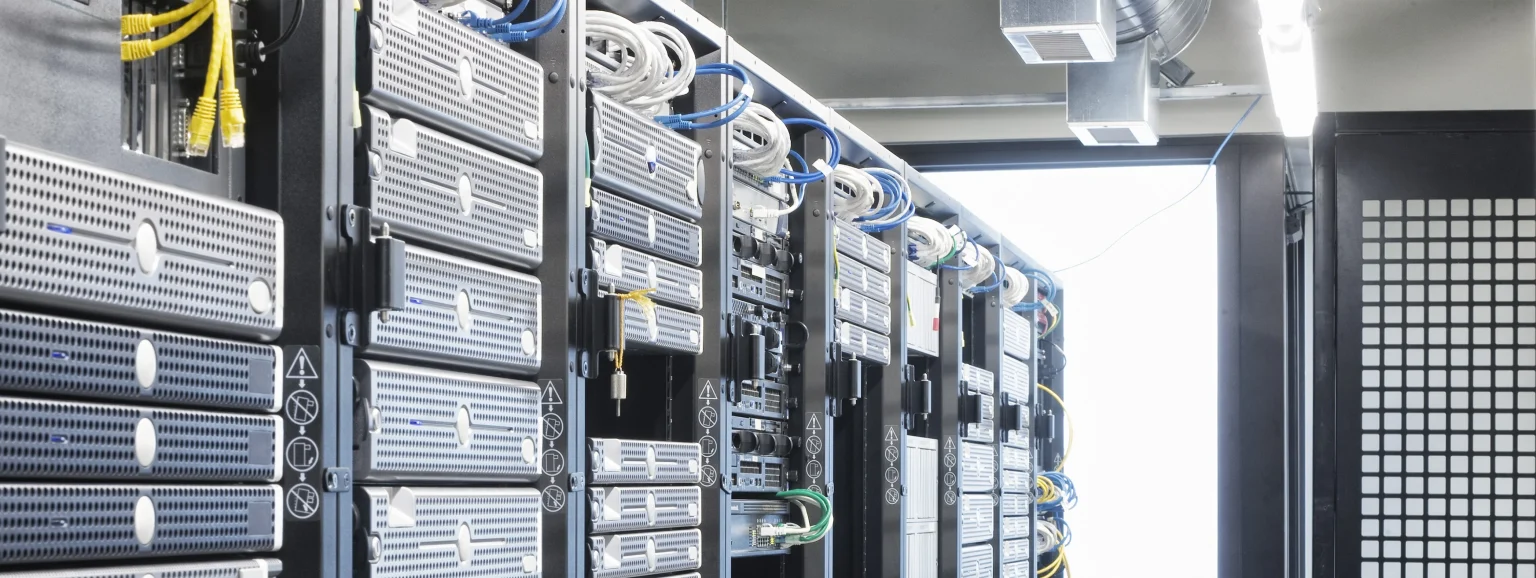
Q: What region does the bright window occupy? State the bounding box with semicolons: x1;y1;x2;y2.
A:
930;165;1219;578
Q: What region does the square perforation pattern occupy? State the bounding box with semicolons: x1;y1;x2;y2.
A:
1358;198;1536;578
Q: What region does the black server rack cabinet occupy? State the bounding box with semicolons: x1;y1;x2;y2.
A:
933;260;967;577
857;220;912;578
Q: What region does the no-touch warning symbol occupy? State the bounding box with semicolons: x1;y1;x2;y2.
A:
885;488;900;505
285;349;317;379
541;414;565;440
541;486;566;512
287;484;319;519
700;465;718;486
285;390;318;426
697;406;718;429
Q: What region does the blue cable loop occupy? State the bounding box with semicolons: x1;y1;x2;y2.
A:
655;63;753;130
937;239;978;271
475;0;565;42
764;118;841;185
458;0;530;29
1011;268;1058;312
969;258;1005;293
858;171;913;232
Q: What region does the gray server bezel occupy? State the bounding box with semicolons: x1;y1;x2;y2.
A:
589;93;704;221
592;239;704;311
587;438;703;485
360;486;543;577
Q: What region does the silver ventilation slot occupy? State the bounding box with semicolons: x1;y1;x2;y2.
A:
1067;38;1160;146
1000;0;1117;63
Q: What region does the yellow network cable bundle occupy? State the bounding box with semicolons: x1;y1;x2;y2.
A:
122;0;245;156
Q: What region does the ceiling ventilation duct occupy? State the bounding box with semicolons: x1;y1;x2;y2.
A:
1001;0;1118;64
1066;38;1159;145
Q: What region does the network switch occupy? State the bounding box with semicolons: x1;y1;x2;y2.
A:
0;141;284;341
588;438;702;485
588;529;702;578
833;219;893;273
593;239;704;311
0;396;281;482
614;298;704;355
0;309;281;412
590;189;704;267
360;106;544;269
360;486;542;577
0;560;283;578
0;484;283;563
358;0;544;162
835;255;892;304
354;360;541;483
960;493;995;544
960;441;996;493
590;94;704;221
835;285;893;334
1003;312;1033;361
728;499;793;557
588;486;703;534
838;321;892;365
358;243;541;376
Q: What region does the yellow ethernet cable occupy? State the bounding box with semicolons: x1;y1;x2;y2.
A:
121;1;215;61
121;0;214;36
185;1;226;157
216;0;246;148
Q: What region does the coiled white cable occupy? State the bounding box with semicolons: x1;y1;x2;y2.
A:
1035;519;1063;553
731;102;791;179
907;216;960;269
831;164;881;220
959;241;998;292
855;167;911;230
1002;267;1031;307
584;12;693;116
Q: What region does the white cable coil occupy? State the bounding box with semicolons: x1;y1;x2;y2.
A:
906;216;960;270
584;12;695;116
1035;519;1062;553
856;167;912;230
1002;267;1030;307
958;240;998;292
831;164;881;219
731;102;791;179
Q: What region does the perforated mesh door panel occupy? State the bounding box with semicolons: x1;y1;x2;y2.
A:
361;106;543;269
355;360;540;483
1001;538;1030;562
0;484;281;563
359;0;543;163
590;94;703;221
361;486;541;578
1001;445;1031;472
837;321;891;365
1003;312;1032;361
1000;355;1031;402
1;143;283;341
834;220;892;273
959;544;994;578
589;189;703;266
0;309;280;411
0;559;282;578
835;256;891;304
906;437;938;523
1000;469;1031;494
617;299;703;355
1348;198;1536;578
960;493;995;544
0;397;280;481
835;286;892;334
587;529;702;578
591;239;703;311
962;364;997;395
1001;560;1031;578
1001;494;1030;517
587;438;701;485
960;441;996;492
359;244;541;376
1001;516;1030;540
907;525;938;578
587;486;702;534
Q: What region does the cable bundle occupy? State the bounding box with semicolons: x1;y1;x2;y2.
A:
831;164;881;218
121;0;244;156
856;168;915;232
1011;268;1058;313
732;102;792;179
906;217;962;269
753;489;832;546
830;166;913;232
584;12;696;116
959;243;1002;293
1002;267;1030;308
459;0;566;43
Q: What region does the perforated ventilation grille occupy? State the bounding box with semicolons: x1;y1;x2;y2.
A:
361;0;543;162
838;321;891;365
618;297;704;355
1001;445;1031;472
960;493;995;544
834;220;892;273
591;94;703;221
962;363;997;396
362;487;541;578
836;257;892;305
1001;494;1030;517
587;529;702;578
1001;517;1030;540
0;559;280;578
0;309;278;411
0;397;279;481
1002;538;1029;563
835;286;893;334
1000;469;1031;493
1086;127;1140;145
363;106;542;270
587;438;701;485
0;484;281;563
360;245;541;376
1;143;283;341
961;392;996;444
592;239;703;311
959;544;994;578
906;437;938;523
1003;312;1032;361
1356;198;1536;578
356;360;540;483
1002;560;1032;578
907;528;938;578
587;486;703;534
960;441;996;492
590;189;703;266
1023;32;1093;62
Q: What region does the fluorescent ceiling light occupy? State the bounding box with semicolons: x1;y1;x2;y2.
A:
1258;21;1317;137
1256;0;1307;26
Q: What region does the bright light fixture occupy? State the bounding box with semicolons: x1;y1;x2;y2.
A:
1258;21;1318;137
1256;0;1307;26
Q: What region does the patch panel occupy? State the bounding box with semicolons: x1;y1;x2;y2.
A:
0;309;281;412
357;0;544;162
359;486;542;577
358;106;544;270
588;438;703;485
728;499;793;557
354;360;541;483
590;94;704;221
588;486;703;534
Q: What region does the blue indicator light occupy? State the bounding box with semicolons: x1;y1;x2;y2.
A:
408;419;423;426
45;224;73;234
49;351;69;360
